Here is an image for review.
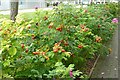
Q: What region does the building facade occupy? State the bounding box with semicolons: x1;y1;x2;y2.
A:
0;0;118;10
0;0;46;10
0;0;10;10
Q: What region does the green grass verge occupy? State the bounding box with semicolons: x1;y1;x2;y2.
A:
0;14;9;19
0;12;35;20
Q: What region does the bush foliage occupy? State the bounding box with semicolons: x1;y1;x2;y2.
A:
0;3;118;79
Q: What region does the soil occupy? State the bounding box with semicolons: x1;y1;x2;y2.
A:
84;55;98;76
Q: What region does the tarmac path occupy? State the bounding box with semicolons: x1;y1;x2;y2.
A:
91;27;118;79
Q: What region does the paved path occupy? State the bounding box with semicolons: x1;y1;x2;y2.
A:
91;27;118;79
118;17;120;79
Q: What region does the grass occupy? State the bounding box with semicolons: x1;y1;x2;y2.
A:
0;7;53;18
0;12;35;20
17;12;35;20
0;14;9;19
0;8;52;20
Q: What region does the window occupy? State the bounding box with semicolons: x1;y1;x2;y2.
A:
19;0;23;5
19;1;23;5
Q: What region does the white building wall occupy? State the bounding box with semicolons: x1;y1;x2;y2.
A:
0;0;46;11
0;0;10;10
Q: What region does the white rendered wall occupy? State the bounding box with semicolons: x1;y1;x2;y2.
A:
0;0;46;11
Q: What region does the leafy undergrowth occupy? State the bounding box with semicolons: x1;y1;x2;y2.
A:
0;3;118;80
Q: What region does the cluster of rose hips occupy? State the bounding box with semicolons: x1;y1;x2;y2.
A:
44;16;48;21
56;24;64;32
95;36;102;42
48;22;54;29
53;42;66;53
48;23;64;32
98;24;101;28
21;43;29;53
78;44;83;49
80;24;89;32
21;43;49;60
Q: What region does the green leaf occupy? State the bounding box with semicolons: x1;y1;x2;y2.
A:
3;60;10;67
64;52;71;57
0;49;3;55
8;46;17;57
55;62;63;67
31;69;39;75
68;64;74;68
